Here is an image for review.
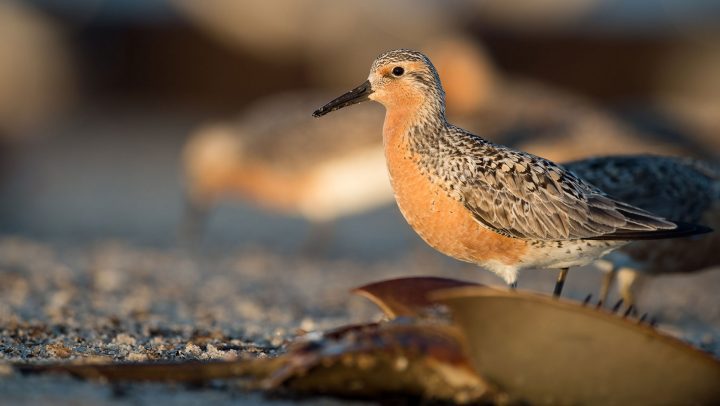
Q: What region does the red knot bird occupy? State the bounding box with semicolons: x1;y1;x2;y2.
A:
565;155;720;306
313;49;712;295
181;91;389;245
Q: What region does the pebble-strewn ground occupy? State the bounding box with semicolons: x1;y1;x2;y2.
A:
0;236;718;404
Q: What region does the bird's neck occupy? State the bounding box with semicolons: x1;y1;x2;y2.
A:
382;99;446;155
382;99;448;199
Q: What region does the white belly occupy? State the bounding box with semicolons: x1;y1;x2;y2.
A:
518;239;628;271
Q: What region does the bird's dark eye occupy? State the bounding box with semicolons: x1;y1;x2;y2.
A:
392;66;404;76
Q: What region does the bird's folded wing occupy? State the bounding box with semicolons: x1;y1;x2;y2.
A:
458;155;678;241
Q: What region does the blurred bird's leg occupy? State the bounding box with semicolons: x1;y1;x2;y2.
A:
595;259;617;308
179;193;212;250
617;267;642;309
553;268;569;297
301;219;336;257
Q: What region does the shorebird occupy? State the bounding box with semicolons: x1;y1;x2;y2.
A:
564;155;720;306
181;91;390;245
313;49;711;295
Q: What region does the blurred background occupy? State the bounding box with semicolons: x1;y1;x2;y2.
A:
0;0;719;258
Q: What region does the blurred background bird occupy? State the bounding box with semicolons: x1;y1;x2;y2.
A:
181;92;387;250
0;1;75;140
565;156;720;308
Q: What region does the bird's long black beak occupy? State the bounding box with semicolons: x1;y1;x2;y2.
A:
312;80;373;117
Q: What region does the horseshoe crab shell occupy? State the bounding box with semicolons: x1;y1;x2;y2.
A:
432;286;720;406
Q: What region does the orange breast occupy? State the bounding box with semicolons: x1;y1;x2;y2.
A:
383;113;527;266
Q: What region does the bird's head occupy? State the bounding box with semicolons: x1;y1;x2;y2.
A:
313;49;445;117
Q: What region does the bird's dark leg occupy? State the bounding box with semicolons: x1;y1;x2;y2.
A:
553;268;569;297
509;281;518;290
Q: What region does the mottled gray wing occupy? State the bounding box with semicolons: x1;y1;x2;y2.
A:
449;149;677;241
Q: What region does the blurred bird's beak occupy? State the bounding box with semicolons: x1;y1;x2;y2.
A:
313;80;373;117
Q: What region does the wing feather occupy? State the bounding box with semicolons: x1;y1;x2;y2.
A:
440;136;678;241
